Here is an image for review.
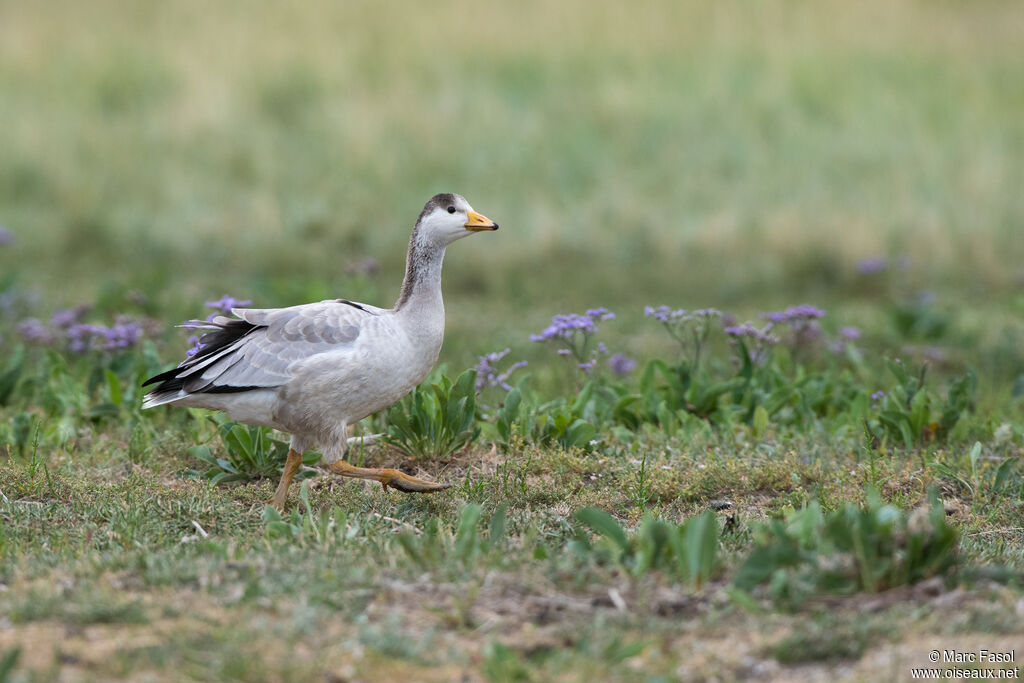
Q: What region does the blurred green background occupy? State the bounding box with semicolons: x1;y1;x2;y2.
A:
2;0;1023;384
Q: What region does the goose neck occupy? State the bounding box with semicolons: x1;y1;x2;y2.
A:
394;233;446;314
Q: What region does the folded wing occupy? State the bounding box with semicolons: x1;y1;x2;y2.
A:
142;300;369;407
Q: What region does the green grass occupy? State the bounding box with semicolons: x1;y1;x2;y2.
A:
2;0;1024;680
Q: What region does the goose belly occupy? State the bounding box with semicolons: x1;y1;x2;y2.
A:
175;389;283;429
276;338;440;431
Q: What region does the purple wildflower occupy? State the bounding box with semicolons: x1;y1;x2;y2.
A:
608;353;637;376
797;321;824;342
51;305;90;329
529;313;597;342
61;317;144;353
204;295;253;317
67;323;101;351
724;322;777;344
646;305;722;369
760;305;826;324
185;336;204;357
791;304;826;319
644;305;687;323
724;321;778;365
180;335;207;366
102;320;142;350
829;327;861;354
0;227;14;245
17;318;52;344
856;257;887;275
531;308;615;372
474;348;527;393
755;305;827;356
871;391;885;404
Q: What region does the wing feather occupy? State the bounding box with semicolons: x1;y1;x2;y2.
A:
143;300;370;401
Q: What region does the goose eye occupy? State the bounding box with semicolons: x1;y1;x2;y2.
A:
447;206;456;214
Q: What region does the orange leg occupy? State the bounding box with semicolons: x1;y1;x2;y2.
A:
327;460;450;493
270;448;304;510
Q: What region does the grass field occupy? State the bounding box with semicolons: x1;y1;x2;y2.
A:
1;1;1024;680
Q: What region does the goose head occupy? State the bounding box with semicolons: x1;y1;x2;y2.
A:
415;193;498;247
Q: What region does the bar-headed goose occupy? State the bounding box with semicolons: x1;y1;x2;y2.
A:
143;193;498;509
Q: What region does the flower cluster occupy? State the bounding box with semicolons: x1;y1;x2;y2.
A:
760;305;826;324
0;226;14;246
17;307;148;353
530;308;614;343
723;322;779;344
474;348;527;393
643;305;686;324
67;319;143;352
51;305;91;329
17;318;53;344
645;305;721;370
530;308;615;368
757;305;827;353
179;325;211;364
183;335;205;361
719;315;779;365
829;326;862;354
644;306;721;324
204;295;252;319
608;353;637;376
529;313;597;341
643;301;867;367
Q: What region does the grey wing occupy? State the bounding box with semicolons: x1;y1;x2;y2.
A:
163;301;366;395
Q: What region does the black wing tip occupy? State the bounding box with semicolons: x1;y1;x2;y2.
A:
201;385;264;394
142;319;263;395
142;366;181;388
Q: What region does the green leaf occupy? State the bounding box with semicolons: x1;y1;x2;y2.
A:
564;419;596;448
187;445;216;466
575;507;629;553
488;504;508;547
105;368;123;407
684;511;718;587
752;405;769;437
222;423;254;460
968;441;982;478
993;458;1017;493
